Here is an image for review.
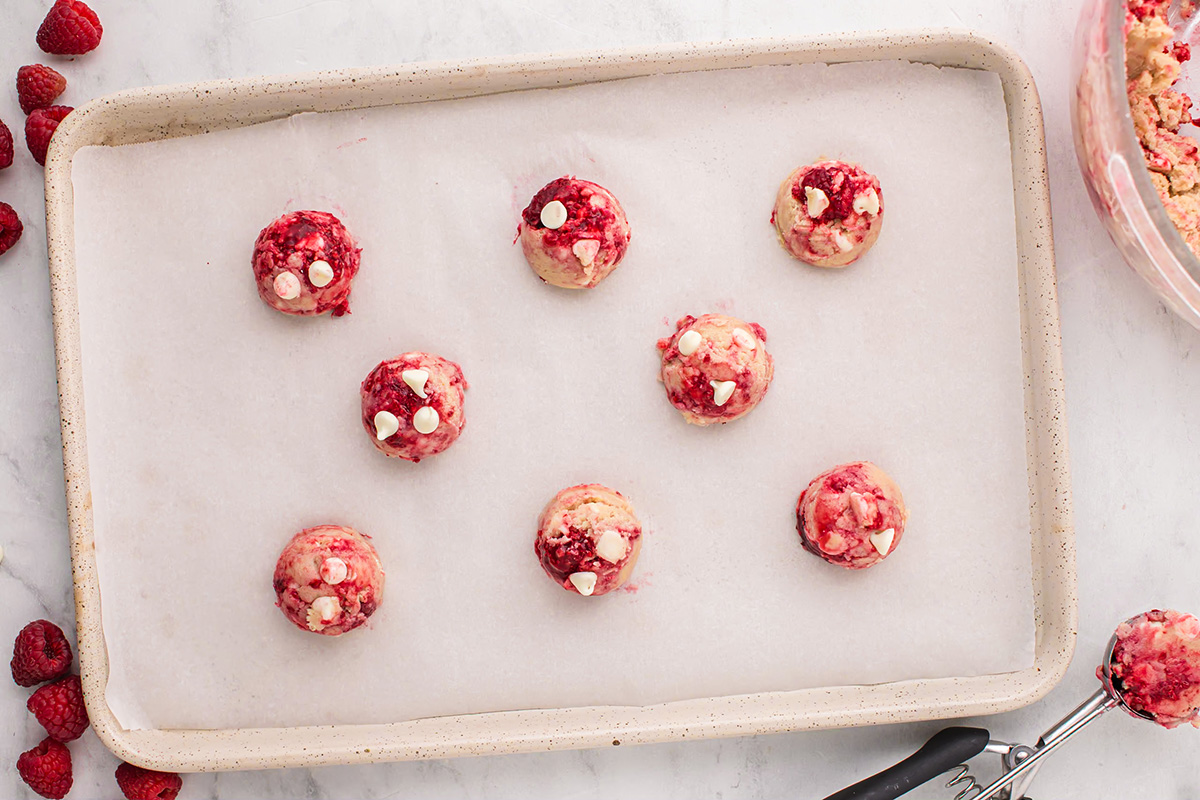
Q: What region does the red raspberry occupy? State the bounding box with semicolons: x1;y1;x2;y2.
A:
28;674;89;742
10;620;73;687
25;105;73;166
17;737;73;800
0;118;13;169
0;203;22;257
115;762;183;800
17;65;68;115
0;202;22;257
37;0;103;56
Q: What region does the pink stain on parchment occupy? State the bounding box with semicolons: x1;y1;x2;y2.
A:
620;572;652;594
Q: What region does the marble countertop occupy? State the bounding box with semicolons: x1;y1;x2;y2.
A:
2;0;1198;797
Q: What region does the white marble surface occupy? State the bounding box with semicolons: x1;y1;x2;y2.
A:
1;0;1198;797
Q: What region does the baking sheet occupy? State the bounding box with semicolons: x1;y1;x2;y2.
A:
71;60;1032;731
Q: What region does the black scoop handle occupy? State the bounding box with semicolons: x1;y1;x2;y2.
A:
820;726;991;800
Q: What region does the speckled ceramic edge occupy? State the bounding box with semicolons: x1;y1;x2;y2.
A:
43;29;1075;771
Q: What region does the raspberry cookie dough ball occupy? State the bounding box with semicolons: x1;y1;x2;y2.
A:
518;177;631;289
772;160;883;267
361;352;467;462
656;313;774;426
273;525;385;636
1104;609;1200;728
796;461;907;570
252;210;361;316
535;484;643;597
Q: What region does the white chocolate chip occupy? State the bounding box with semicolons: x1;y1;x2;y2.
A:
833;231;854;252
308;260;334;287
572;239;600;267
805;186;830;218
273;272;301;300
540;200;568;229
711;379;737;407
320;557;348;585
373;410;400;441
853;188;880;216
869;528;896;557
569;571;598;596
307;595;342;630
413;406;439;435
732;328;757;350
594;530;628;564
401;368;430;399
678;330;703;356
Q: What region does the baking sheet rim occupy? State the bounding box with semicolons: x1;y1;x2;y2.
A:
44;28;1075;771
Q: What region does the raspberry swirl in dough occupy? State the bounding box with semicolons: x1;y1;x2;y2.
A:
361;351;467;462
252;210;361;316
518;177;631;289
772;160;883;267
273;525;385;636
796;461;907;570
1103;609;1200;729
535;484;643;597
656;313;774;426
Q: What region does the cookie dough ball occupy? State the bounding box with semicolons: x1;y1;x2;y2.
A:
273;525;384;636
361;351;467;462
1105;609;1200;728
772;160;883;267
252;210;361;316
535;484;642;597
796;461;907;569
518;177;631;289
656;313;774;426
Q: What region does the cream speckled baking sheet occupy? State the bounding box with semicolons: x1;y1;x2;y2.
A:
45;31;1074;771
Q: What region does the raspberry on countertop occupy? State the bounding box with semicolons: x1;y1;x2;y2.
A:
10;619;73;687
37;0;103;55
17;737;73;800
28;673;90;742
115;762;183;800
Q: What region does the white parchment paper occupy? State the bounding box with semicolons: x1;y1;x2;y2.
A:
71;61;1033;731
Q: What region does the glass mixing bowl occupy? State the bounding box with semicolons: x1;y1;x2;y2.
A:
1073;0;1200;329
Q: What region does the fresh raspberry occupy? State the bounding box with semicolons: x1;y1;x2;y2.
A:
25;105;73;166
10;620;73;687
16;737;73;800
115;762;183;800
37;0;103;56
17;65;68;115
27;674;89;742
0;202;22;257
0;203;22;257
0;118;13;169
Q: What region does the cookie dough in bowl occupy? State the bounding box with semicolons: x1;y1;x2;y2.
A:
361;352;467;462
273;525;385;636
772;160;883;267
535;484;643;597
796;461;907;570
1125;0;1200;257
656;313;774;426
518;176;631;289
252;210;361;316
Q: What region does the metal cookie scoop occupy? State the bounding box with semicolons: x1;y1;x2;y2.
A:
821;613;1197;800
